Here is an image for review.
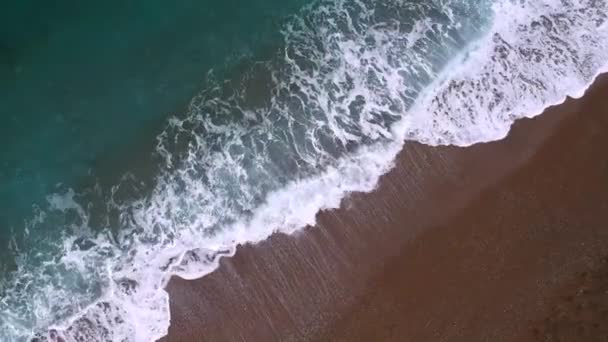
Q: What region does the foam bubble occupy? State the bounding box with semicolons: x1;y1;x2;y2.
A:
405;0;608;145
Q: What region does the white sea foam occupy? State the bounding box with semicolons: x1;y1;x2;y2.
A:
405;0;608;146
0;0;606;341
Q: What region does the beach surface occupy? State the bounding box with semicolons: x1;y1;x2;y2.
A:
162;74;608;341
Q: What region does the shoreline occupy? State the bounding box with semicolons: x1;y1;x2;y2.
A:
162;73;608;341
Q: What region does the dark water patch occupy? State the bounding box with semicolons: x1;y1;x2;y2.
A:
0;0;311;262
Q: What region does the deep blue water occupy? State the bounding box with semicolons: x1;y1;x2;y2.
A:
0;0;307;267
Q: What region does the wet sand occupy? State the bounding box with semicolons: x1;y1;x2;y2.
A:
162;74;608;341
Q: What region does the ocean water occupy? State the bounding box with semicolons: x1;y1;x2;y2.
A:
0;0;309;261
0;0;606;341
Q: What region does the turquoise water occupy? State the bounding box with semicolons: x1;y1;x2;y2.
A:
0;0;307;267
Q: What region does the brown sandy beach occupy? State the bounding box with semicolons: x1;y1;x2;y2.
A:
162;74;608;341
